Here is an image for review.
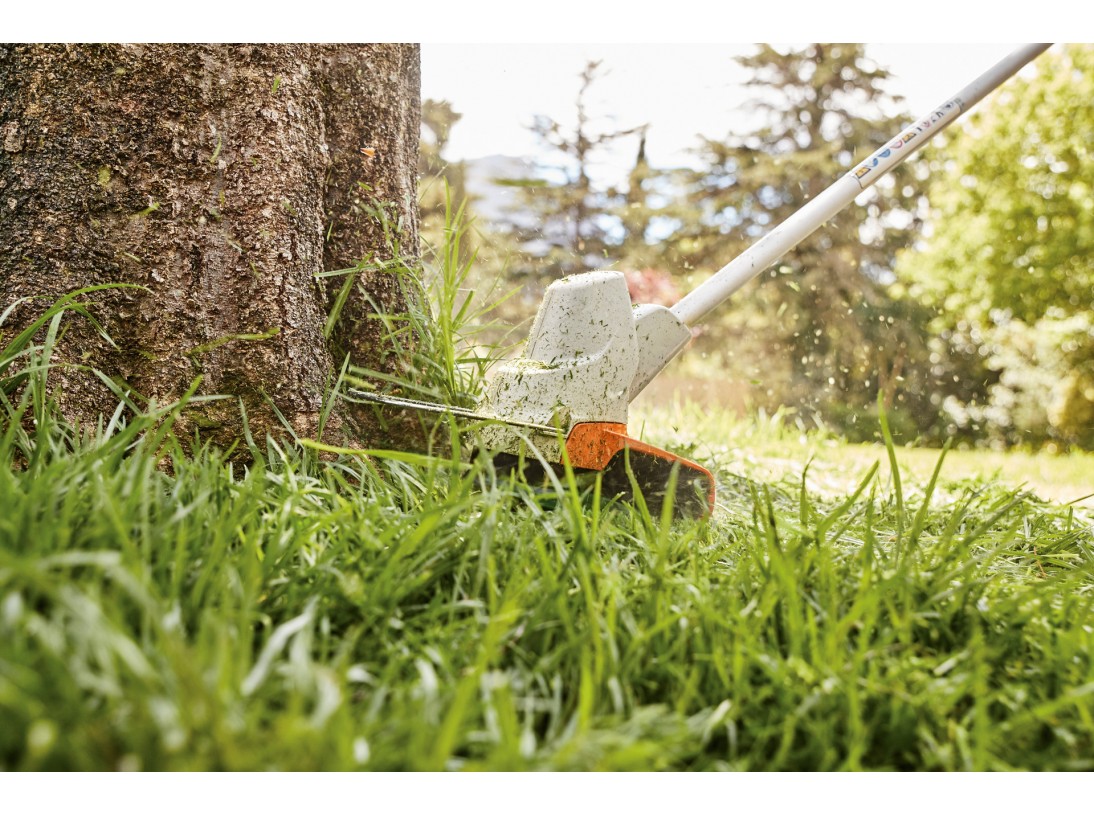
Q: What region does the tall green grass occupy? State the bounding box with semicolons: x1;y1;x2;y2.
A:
322;190;519;411
2;258;1093;770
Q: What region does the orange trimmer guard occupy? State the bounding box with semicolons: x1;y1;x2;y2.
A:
564;422;716;518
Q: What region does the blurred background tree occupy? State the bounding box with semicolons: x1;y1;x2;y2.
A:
506;61;649;280
668;43;949;441
419;98;472;265
899;44;1094;449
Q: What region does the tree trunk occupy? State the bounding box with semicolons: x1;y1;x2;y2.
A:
0;44;420;447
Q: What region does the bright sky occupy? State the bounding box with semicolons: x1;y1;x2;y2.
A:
421;43;1030;179
5;6;1056;189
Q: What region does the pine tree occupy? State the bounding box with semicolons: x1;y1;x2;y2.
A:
510;61;647;280
613;128;681;275
677;43;941;438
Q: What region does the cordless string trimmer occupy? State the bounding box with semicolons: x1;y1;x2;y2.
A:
356;43;1051;516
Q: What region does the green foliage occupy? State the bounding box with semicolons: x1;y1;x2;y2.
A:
942;313;1094;449
680;45;916;268
900;45;1094;448
903;45;1094;324
325;191;516;415
410;189;520;408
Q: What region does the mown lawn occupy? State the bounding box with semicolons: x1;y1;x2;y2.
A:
637;401;1094;509
2;389;1092;771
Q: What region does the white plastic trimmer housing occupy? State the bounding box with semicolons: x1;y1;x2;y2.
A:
478;271;691;461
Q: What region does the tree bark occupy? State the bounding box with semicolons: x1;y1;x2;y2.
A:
0;44;420;447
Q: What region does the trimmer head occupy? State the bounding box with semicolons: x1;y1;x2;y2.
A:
472;271;713;517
